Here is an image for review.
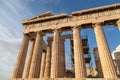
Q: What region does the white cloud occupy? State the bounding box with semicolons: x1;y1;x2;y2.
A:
0;39;21;79
0;24;15;39
2;0;34;18
0;0;34;79
0;0;62;79
3;0;23;18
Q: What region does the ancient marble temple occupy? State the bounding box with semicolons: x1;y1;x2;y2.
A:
11;3;120;80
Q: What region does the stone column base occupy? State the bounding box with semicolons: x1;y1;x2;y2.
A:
9;78;120;80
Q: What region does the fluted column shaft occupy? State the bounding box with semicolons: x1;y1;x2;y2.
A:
51;29;60;78
94;48;103;78
44;39;52;78
73;27;86;78
12;34;29;78
29;32;43;78
93;23;117;78
40;51;46;78
58;39;66;77
24;40;35;78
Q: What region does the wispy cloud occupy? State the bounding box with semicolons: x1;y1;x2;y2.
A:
3;0;34;18
0;24;15;39
0;0;61;79
0;0;34;79
0;39;21;80
0;0;35;40
0;0;120;79
3;0;23;18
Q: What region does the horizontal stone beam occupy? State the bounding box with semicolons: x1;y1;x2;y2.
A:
23;3;120;34
48;34;73;40
72;3;120;15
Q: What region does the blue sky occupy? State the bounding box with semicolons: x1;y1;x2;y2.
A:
0;0;120;79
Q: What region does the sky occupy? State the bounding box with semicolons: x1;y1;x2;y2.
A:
0;0;120;79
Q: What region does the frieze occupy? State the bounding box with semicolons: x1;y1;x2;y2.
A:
24;8;120;33
34;9;120;27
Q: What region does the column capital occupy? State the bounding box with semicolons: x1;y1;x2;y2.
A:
47;38;53;48
60;38;65;42
29;32;36;40
47;37;53;42
29;34;35;41
43;49;46;53
92;22;103;28
116;19;120;30
71;25;81;31
53;29;61;33
30;38;35;41
36;31;42;34
116;19;120;24
36;31;46;36
23;33;30;37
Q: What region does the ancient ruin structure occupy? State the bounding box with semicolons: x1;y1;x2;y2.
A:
112;45;120;77
93;48;103;78
11;3;120;80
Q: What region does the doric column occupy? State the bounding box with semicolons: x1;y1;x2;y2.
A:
93;23;117;78
40;51;46;78
51;29;60;78
93;48;103;78
12;34;29;78
44;38;52;78
24;39;35;78
116;19;120;30
29;32;43;78
72;26;86;78
58;39;66;78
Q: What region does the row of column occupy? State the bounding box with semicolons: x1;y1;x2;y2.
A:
51;30;66;78
12;32;44;78
12;20;120;78
12;31;66;78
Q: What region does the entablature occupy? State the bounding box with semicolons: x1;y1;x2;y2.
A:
22;3;120;34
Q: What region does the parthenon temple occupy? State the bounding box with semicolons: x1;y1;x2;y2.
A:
11;3;120;80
